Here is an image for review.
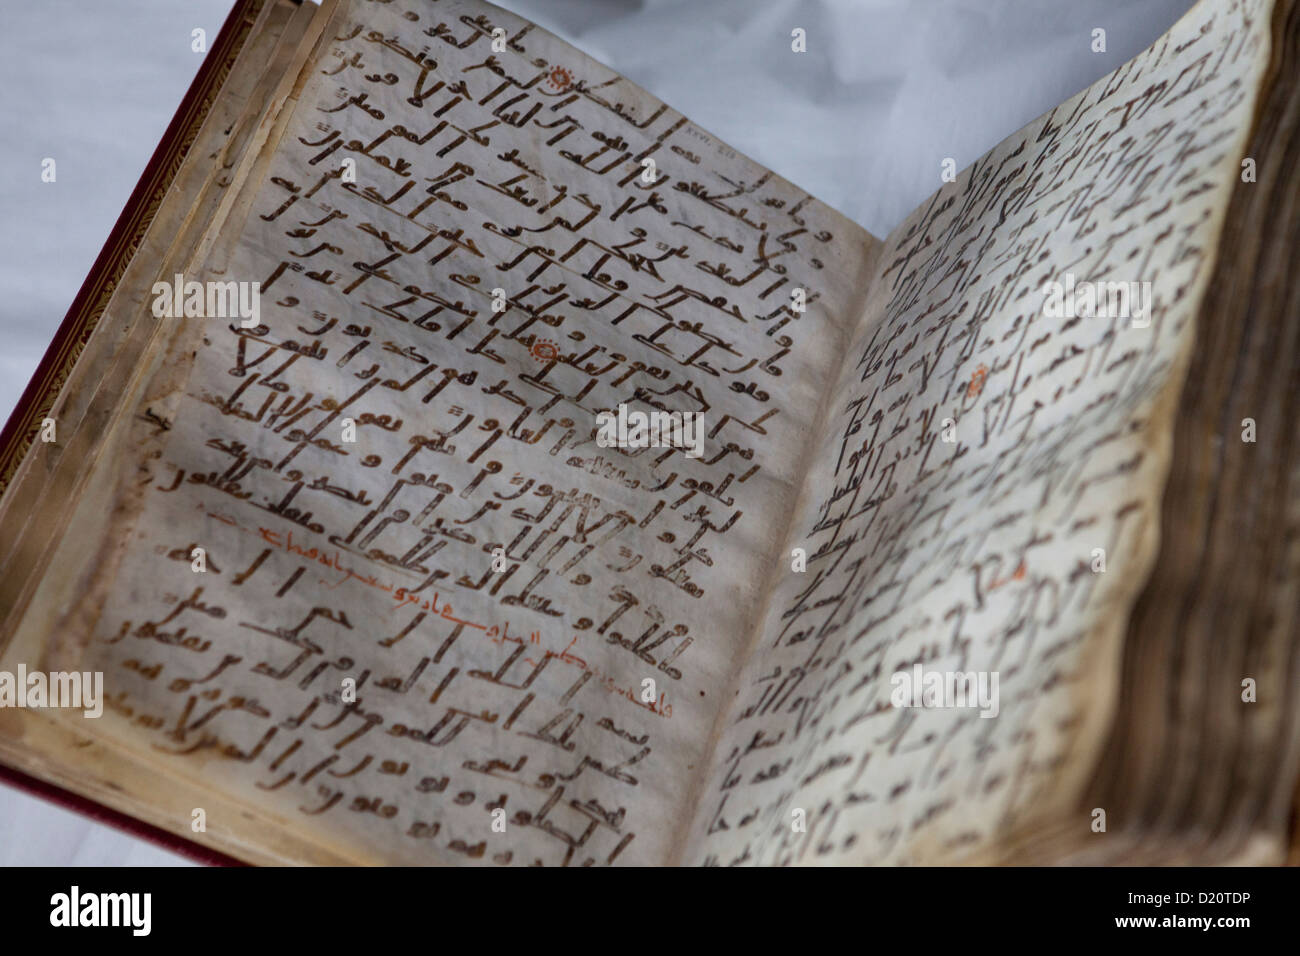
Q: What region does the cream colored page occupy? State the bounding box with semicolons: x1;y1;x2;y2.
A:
66;0;875;864
686;0;1273;865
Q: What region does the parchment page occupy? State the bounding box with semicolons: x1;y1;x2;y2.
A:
54;0;877;864
686;0;1273;865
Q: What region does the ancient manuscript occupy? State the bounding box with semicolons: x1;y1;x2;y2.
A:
0;0;1295;866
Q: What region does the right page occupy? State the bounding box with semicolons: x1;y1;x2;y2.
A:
684;0;1275;865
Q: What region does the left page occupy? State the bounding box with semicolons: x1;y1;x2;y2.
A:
4;0;879;864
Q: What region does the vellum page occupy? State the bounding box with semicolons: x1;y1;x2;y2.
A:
686;0;1274;865
31;0;878;864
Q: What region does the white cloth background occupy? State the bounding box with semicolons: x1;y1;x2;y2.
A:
0;0;1195;865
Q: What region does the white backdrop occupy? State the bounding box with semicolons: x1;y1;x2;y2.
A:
0;0;1195;865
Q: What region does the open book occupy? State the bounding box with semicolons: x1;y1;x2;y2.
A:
1;0;1297;866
